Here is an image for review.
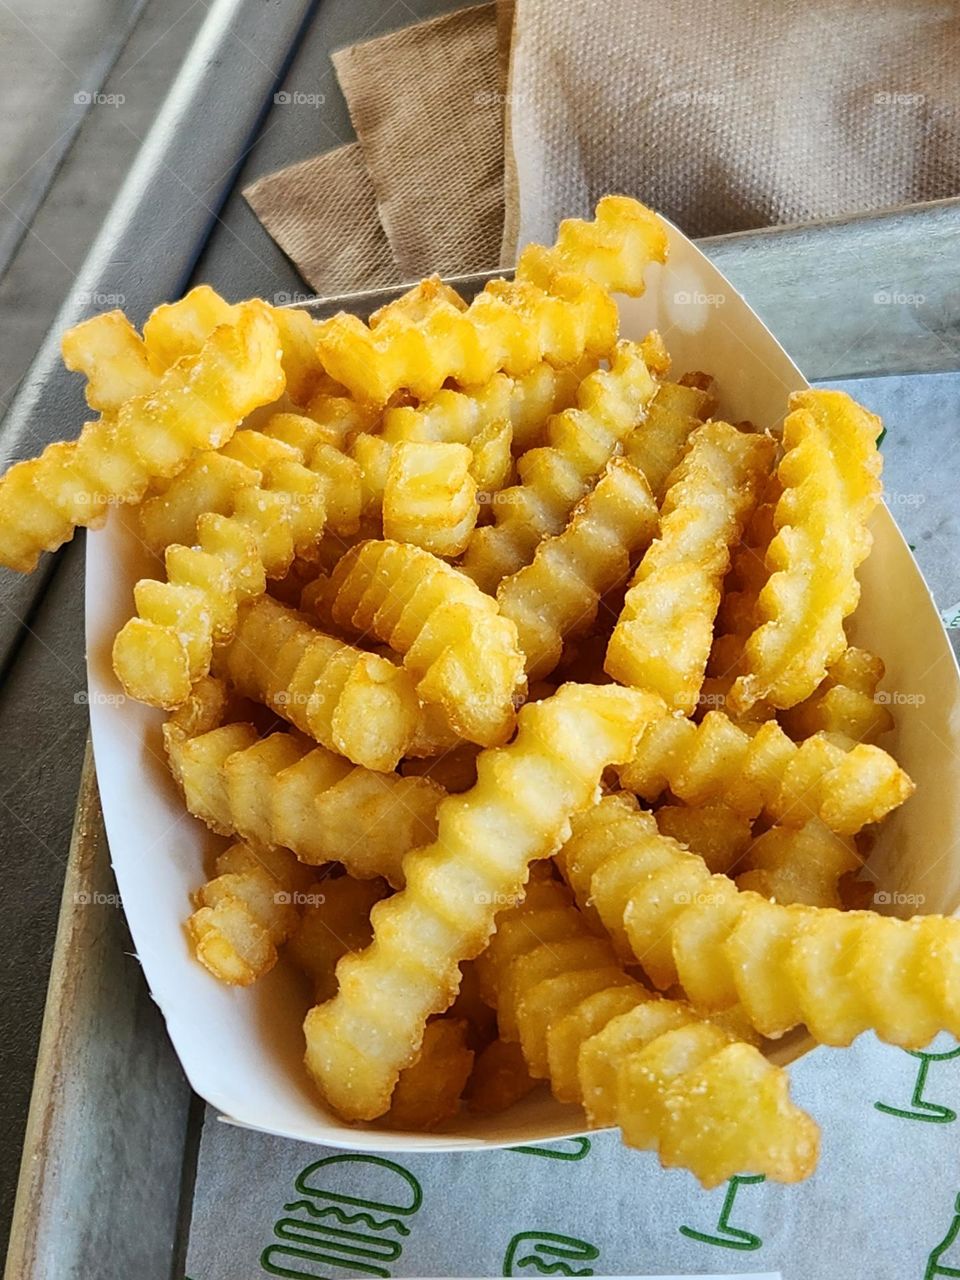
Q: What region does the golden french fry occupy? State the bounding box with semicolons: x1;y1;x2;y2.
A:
166;718;441;887
382;441;479;556
497;457;658;680
558;792;960;1051
324;539;526;747
314;198;666;405
654;804;752;875
402;743;481;794
619;709;914;835
302;683;665;1122
381;1019;474;1131
449;960;499;1050
477;877;818;1186
462;336;668;592
138;452;262;555
735;820;860;908
465;1038;538;1114
61;311;157;411
380;358;595;456
0;302;284;574
143;284;324;404
605;423;775;712
288;875;390;1002
137;415;363;557
730;390;883;713
780;645;894;743
187;841;314;986
624;373;717;501
213;596;422;773
113;444;327;708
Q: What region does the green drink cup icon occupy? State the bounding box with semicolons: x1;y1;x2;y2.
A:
875;1041;960;1124
925;1192;960;1279
679;1174;766;1251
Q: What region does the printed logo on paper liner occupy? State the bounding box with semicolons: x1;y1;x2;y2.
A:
503;1231;600;1276
509;1136;592;1161
925;1192;960;1279
678;1174;766;1252
260;1154;423;1278
875;1041;960;1124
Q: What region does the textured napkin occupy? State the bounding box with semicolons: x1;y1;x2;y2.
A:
504;0;960;248
333;2;505;278
244;143;401;296
245;0;960;286
245;4;505;289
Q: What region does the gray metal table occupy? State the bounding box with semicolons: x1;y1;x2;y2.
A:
1;0;959;1275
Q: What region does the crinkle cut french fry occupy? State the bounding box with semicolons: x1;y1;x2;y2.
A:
557;792;960;1051
213;596;421;773
381;1018;475;1131
730;389;883;713
402;744;481;794
605;422;775;713
476;878;818;1187
137;452;261;555
619;708;913;835
382;441;479;557
461;336;669;593
187;840;314;986
61;310;158;411
449;959;499;1050
780;645;894;744
137;415;363;556
653;804;752;875
350;359;597;527
302;683;665;1122
288;875;390;1002
165;719;442;887
113;443;327;709
465;1038;538;1114
313;197;667;405
143;283;324;403
735;820;860;909
623;373;717;501
0;301;284;574
497;457;658;680
324;539;526;747
381;357;595;459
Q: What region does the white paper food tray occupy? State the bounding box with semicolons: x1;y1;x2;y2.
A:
85;218;960;1151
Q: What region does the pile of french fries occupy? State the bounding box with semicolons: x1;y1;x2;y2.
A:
3;195;950;1189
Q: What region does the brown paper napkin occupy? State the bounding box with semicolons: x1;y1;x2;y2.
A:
244;143;401;295
246;0;959;294
333;3;505;278
504;0;960;248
